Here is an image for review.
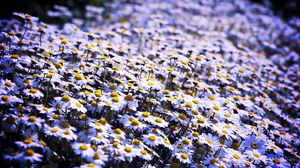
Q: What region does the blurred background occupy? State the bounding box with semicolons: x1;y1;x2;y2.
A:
0;0;299;21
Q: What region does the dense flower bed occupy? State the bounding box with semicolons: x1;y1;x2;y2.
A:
0;0;299;167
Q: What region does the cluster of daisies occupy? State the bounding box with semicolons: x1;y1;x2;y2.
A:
0;0;299;167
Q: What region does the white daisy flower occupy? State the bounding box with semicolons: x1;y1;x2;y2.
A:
23;88;44;98
142;133;163;147
175;152;191;164
72;142;94;158
19;149;43;162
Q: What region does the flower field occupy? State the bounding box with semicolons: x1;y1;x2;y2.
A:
0;0;299;167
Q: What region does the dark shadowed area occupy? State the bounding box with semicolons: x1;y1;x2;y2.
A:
0;0;299;21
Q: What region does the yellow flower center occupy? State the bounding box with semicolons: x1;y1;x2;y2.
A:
109;83;117;90
64;129;71;135
208;95;216;100
112;97;120;102
91;101;97;107
53;114;60;120
114;128;122;134
141;149;148;155
149;135;156;141
1;95;9;102
251;142;258;149
182;138;190;145
147;81;155;87
93;153;101;160
125;146;133;153
163;90;170;95
198;117;205;123
40;140;46;147
23;139;33;144
62;95;71;102
76;102;83;107
75;74;84;80
234;96;240;101
155;118;163;123
186;103;193;108
5;82;12;87
80;144;88;150
210;158;218;164
28;116;37;122
131;120;140;126
213;106;220;111
164;140;171;145
181;153;188;159
133;139;141;146
192;99;199;104
11;54;20;59
51;127;59;133
192;132;199;137
30;88;38;93
24;149;35;156
206;140;213;146
233;154;240;159
179;113;187;120
222;129;229;134
224;113;231;118
253;153;260;158
95;90;102;97
55;63;63;69
111;92;118;97
142;112;150;117
125;94;134;101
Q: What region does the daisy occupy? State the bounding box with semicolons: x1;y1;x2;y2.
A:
36;105;55;115
268;155;290;168
91;134;110;145
242;135;267;153
191;116;211;128
175;152;191;164
0;79;18;93
138;148;152;161
87;152;108;166
213;123;236;139
111;128;126;140
1;114;19;132
203;156;224;168
3;151;21;161
123;94;139;110
72;142;95;158
162;138;174;151
0;95;23;105
122;144;138;162
19;149;43;162
244;149;268;164
60;128;77;141
123;117;147;131
54;94;79;109
23;115;44;130
266;140;283;155
69;100;87;113
225;149;246;167
44;125;63;138
15;138;42;149
23;88;44;98
199;133;220;151
149;117;168;128
136;111;154;123
142;133;163;147
78;128;97;142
